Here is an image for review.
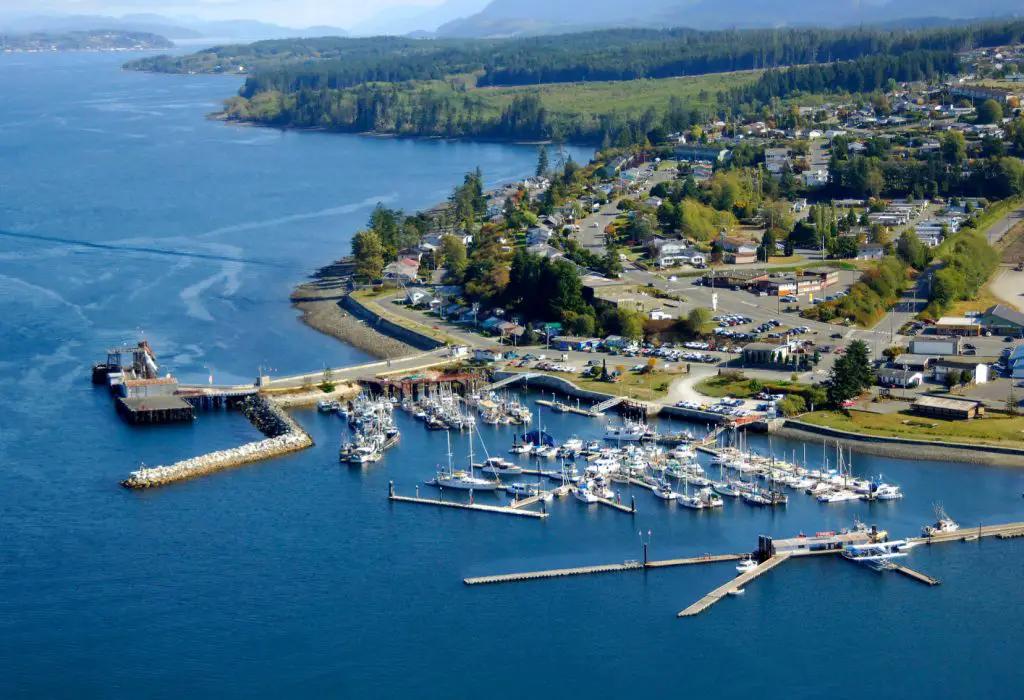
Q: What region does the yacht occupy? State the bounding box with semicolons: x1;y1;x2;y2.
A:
560;436;584;455
736;556;758;574
603;420;647;442
817;489;862;503
534;444;559;459
479;457;522;476
509;439;532;455
922;505;959;537
872;484;903;501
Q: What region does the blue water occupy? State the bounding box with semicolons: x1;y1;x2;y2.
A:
1;52;1022;699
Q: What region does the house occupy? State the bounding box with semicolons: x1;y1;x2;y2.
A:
526;243;563;260
551;336;596;351
721;237;758;264
933;359;989;384
764;148;792;174
912;395;984;420
857;243;885;260
742;342;790;366
405;289;433;306
949;85;1014;103
644;196;664;209
648;308;674;321
526;226;554;246
978;305;1024;336
891;354;936;372
473;348;503;363
875;366;924;388
382;257;419;281
650;240;705;268
801;169;829;188
497;321;525;339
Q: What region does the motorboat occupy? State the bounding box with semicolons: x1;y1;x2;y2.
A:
574;482;600;504
348;445;382;464
534;445;559;459
922;505;959;537
872;484;903;501
317;399;338;413
506;483;539;498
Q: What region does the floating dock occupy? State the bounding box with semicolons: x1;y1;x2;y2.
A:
910;521;1024;545
464;553;742;586
891;564;940;586
535;399;600;417
677;553;792;617
389;483;548;519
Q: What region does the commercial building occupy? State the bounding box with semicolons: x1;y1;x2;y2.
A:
675;145;730;163
754;267;839;296
934;317;981;336
911;395;984;420
909;338;960;356
742;342;790;366
978;304;1024;336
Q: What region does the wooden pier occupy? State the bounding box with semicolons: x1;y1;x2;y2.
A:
388;483;548;519
595;494;636;514
677;552;792;618
464;553;742;586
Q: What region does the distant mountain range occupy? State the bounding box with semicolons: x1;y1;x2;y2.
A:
349;0;490;36
0;14;348;41
436;0;1024;37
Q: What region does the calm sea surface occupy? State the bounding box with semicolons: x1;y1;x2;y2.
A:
0;52;1021;699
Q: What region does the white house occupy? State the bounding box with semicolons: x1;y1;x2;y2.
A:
648;308;674;321
764;148;792;174
526;226;554;246
473;348;503;363
933;360;990;384
801;169;829;188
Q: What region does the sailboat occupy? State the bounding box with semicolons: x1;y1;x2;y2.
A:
428;426;500;491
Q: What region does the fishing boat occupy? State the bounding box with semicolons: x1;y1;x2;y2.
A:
922;504;959;537
317;399;338;413
697;487;724;508
348;444;382;464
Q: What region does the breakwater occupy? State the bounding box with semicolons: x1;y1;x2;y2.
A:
120;396;313;489
340;293;445;352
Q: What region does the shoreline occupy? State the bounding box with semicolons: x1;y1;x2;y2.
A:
290;259;419;361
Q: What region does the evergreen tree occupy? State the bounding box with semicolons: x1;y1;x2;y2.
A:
352;229;385;281
536;145;549;177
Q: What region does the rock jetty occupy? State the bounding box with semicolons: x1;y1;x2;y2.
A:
121;396;313;489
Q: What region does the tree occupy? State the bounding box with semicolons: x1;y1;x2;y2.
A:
941;130;967;166
536;145;549;177
439;234;468;284
710;239;724;264
944;369;959;391
685;307;712;335
896;230;929;269
352;229;385;281
826;339;873;406
617;308;645;340
977;99;1003;125
832;236;858;259
777;395;807;417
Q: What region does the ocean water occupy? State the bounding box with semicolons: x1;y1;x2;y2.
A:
0;53;1022;699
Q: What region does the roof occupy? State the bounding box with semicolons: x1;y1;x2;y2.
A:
875;368;922;379
934;358;988;369
124;378;177;387
936;316;980;326
913;395;982;411
983;304;1024;327
744;342;788;352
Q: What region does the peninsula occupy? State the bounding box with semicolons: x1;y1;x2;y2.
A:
1;30;173;53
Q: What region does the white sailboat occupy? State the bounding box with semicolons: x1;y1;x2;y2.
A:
429;427;501;491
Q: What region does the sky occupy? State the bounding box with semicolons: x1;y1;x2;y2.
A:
0;0;448;28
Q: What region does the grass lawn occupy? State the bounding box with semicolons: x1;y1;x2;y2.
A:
768;254;806;265
800;409;1024;449
695;375;809;399
575;370;684;402
481;71;762;117
508;366;682;401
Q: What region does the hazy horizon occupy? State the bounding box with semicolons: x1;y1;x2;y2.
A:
0;0;455;29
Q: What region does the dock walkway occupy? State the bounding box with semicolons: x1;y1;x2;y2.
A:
389;493;548;519
892;564;940;586
910;521;1024;545
677;553;792;618
464;553;742;586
